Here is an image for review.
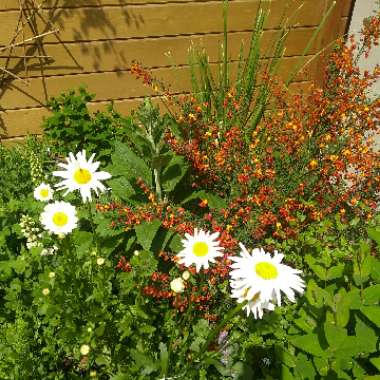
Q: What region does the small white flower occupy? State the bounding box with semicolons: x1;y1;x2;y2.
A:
170;277;185;293
96;257;105;266
80;344;90;356
48;272;55;279
41;247;55;256
53;150;112;203
42;288;50;296
262;357;271;366
133;250;140;256
34;183;54;202
177;228;224;272
229;243;305;318
182;271;190;280
40;201;78;235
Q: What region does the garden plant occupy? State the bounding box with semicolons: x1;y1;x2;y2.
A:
0;2;379;380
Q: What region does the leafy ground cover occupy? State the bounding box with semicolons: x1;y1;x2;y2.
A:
0;4;379;380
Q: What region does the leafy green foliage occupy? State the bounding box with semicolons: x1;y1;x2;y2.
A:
109;99;188;203
276;222;380;380
42;87;129;162
0;137;50;204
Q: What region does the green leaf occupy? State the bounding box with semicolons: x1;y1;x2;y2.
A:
334;289;351;327
369;256;380;281
352;316;378;354
277;346;296;368
181;190;227;209
295;352;317;379
313;357;329;377
305;279;327;308
110;374;129;380
134;220;161;251
326;264;345;281
169;233;184;253
12;259;26;274
363;284;380;305
367;227;380;246
159;342;169;377
324;321;347;351
289;334;327;358
107;176;136;201
161;155;188;193
281;365;295;380
370;357;380;372
130;349;158;375
305;255;327;281
112;141;151;185
361;306;380;327
130;250;158;276
72;230;93;258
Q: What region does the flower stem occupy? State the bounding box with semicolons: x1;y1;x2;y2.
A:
197;301;246;359
87;202;100;255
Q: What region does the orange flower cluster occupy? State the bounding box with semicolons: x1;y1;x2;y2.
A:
162;14;380;241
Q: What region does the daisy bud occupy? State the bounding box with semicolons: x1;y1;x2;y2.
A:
133;250;140;256
80;344;90;356
182;271;190;280
42;288;50;296
170;278;185;294
48;272;55;279
96;257;105;266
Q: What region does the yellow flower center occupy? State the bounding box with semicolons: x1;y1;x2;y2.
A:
73;168;92;185
255;262;278;280
40;189;49;198
52;212;69;227
192;242;209;257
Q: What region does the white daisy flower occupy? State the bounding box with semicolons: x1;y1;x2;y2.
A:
34;183;54;202
40;201;78;235
52;150;111;203
229;243;305;313
177;228;224;272
230;278;275;318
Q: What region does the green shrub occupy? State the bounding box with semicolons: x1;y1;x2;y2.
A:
42;87;129;162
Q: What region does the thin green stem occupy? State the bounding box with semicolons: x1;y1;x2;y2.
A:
87;202;100;255
286;0;337;86
198;301;246;359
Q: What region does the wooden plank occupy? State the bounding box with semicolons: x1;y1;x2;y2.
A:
1;0;355;11
339;16;349;36
0;55;317;110
0;80;312;139
0;1;332;45
342;0;354;17
1;0;235;10
2;27;320;78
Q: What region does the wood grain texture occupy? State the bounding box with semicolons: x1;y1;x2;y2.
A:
1;55;317;110
0;0;355;140
0;1;333;45
0;80;312;139
0;0;354;13
2;27;321;78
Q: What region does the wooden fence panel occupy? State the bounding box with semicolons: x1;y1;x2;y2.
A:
0;0;354;142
